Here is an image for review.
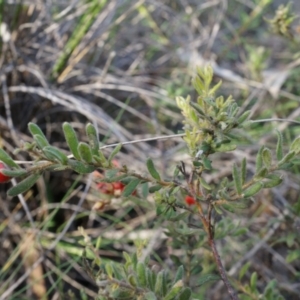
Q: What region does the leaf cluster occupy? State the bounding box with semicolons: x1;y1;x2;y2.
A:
82;244;192;300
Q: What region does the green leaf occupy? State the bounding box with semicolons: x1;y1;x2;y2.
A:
239;262;251;280
163;280;184;300
141;182;149;198
198;274;220;286
68;159;96;174
146;269;156;291
200;177;212;190
7;173;40;197
262;148;272;168
290;136;300;154
43;146;68;165
173;265;184;285
254;167;268;180
168;212;189;222
33;134;49;150
243;182;263;198
2;168;27;177
173;166;180;178
86;123;100;156
122;178;141;197
144;292;157;300
28;123;49;145
278;151;295;166
154;270;164;296
263;174;283;188
177;287;192;300
214;143;236;152
63;122;81;160
149;185;162;193
232;163;242;195
237;110;251;125
241;158;247;185
250;272;258;292
276;130;283;161
78;142;93;164
256;146;264;173
0;148;19;168
146;158;161;181
189;101;205;116
108;143;122;165
137;262;147;288
105;263;113;279
286;250;300;263
128;274;137;287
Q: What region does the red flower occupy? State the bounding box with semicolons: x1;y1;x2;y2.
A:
0;162;11;183
112;181;125;196
185;195;196;206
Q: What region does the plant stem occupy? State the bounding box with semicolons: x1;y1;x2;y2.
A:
208;234;239;300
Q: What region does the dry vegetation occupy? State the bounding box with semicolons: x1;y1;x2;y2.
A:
0;0;300;299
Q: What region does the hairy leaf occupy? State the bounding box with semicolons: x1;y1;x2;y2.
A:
63;122;81;160
8;173;40;197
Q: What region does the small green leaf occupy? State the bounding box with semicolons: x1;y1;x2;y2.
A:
163;280;183;300
122;178;140;197
278;151;295;166
250;272;258;291
68;159;96;174
290;136;300;154
28;123;49;146
33;134;49;150
263;174;283;188
128;274;137;287
262;148;272;168
254;167;268;180
189;101;205;116
214;143;236;152
177;287;192;300
43;146;68;165
63;122;81;160
149;185;162;193
169;212;189;222
173;265;184;285
78;142;93;164
241;158;247;185
202;157;212;170
146;269;156;291
105;263;113;279
173;166;180;178
198;274;220;286
237;110;251;125
286;250;300;263
137;262;147;288
232;163;242;195
243;182;263;198
256;146;264;173
154;270;164;296
239;262;251;280
7;173;40;197
0;148;19;168
2;168;27;177
276;130;283;161
200;177;212;190
141;182;149;198
144;292;157;300
86;123;100;156
108;143;122;165
146;158;161;181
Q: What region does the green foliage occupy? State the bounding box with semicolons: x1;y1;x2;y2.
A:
3;66;300;299
81;236;191;300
